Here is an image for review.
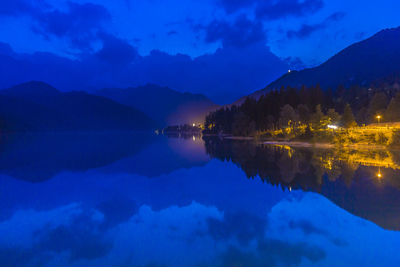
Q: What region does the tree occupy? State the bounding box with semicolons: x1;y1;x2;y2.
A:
279;104;298;129
297;104;311;125
326;108;341;125
368;92;388;123
232;112;256;136
311;105;328;130
385;93;400;122
341;104;357;128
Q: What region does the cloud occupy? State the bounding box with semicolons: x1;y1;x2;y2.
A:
203;15;267;48
0;39;288;103
207;211;266;245
95;33;139;65
0;0;111;50
286;12;345;39
0;0;45;17
284;56;306;70
255;0;324;20
96;196;138;230
216;0;324;19
32;1;111;50
217;0;258;14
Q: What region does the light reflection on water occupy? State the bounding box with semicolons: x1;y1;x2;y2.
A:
0;132;399;266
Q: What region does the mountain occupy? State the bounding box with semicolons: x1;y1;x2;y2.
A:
0;132;155;182
244;27;400;101
96;84;219;126
0;81;156;132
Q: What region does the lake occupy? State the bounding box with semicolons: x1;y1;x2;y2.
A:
0;132;399;266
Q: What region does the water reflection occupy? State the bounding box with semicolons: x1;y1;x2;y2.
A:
0;132;209;181
0;134;399;266
204;137;400;230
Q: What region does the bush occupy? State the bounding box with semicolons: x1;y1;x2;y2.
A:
389;130;400;147
375;132;388;145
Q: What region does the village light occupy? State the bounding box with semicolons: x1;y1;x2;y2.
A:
376;115;382;123
327;125;338;130
377;168;383;179
192;123;196;127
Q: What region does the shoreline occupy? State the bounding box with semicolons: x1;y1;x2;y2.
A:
262;141;389;150
207;134;393;150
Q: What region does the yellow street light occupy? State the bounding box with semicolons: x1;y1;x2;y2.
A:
376;115;382;124
377;168;383;179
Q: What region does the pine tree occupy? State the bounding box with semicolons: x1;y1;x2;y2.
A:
368;92;388;123
385;93;400;122
327;108;341;124
311;104;328;130
341;104;357;128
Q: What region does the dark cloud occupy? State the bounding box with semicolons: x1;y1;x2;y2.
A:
287;12;345;39
0;0;111;50
203;15;267;48
256;0;324;20
95;33;139;65
36;211;113;261
289;219;327;235
97;196;138;230
33;2;111;50
0;208;114;266
289;219;348;247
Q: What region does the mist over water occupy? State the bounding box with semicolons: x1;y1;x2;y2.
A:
0;132;399;266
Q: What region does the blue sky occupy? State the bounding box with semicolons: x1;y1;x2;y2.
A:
1;0;400;103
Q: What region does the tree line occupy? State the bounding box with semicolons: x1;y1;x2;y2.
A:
204;83;400;136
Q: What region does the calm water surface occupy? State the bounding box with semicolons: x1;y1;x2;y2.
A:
0;132;400;266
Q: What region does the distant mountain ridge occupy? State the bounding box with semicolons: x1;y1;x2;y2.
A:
97;84;219;126
0;81;156;132
242;26;400;102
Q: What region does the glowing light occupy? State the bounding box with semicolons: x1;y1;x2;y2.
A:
377;168;383;178
192;123;196;127
289;186;292;192
288;69;291;73
376;115;382;123
327;125;338;130
192;136;196;141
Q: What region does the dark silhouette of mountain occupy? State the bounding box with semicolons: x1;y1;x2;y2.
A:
242;27;400;102
0;81;157;132
0;132;210;182
96;84;219;126
0;132;154;182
